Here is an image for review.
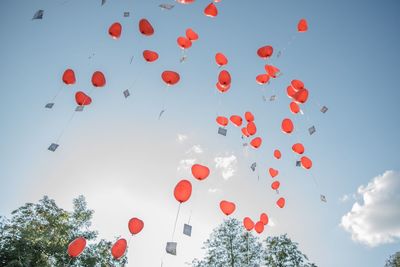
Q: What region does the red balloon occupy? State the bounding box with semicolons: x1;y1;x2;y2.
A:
216;116;229;127
215;52;228;67
161;71;180;86
301;156;313;169
218;70;231;88
260;213;269;225
243;217;254;231
75;91;92;106
220;200;236;216
293;88;309;104
291;79;304;90
277;197;285;208
287;85;297;99
298;18;308;32
176;0;195;3
128;217;144;235
139;19;154;36
142;50;159;62
250;137;262;149
289;101;300;114
91;71;106;87
254;221;264;234
204;2;218;17
246;121;257;136
292;143;305;154
230;115;242;127
241;127;250;137
257;45;273;59
191;164;210;181
177;36;192;49
281;118;294;134
174;180;192;203
67;237;86;258
216;82;230;93
271;181;280;190
256;74;270;85
269;168;279;178
109;22;122;39
62;69;76;85
265;65;280;78
111;238;127;259
244;111;254;122
186;28;199;41
273;149;281;159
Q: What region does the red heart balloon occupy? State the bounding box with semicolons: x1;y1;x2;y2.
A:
128;217;144;235
191;164;210;181
219;200;236;216
277;197;285;208
269;168;279;178
204;2;218;17
250;137;262;149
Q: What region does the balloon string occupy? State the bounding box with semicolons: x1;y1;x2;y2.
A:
171;203;181;241
126;236;134;258
55;110;77;143
277;33;297;59
286;128;320;191
54;88;94;143
46;84;64;106
247;232;249;265
187;209;193;225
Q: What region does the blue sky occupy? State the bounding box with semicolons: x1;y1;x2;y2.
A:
0;0;399;266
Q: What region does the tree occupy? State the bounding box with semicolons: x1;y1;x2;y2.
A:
192;218;263;267
0;195;127;267
263;234;316;267
385;251;400;267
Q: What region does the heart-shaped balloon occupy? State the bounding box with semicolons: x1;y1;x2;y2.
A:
250;137;262;149
219;200;236;216
128;217;144;235
277;197;285;208
254;221;264;234
269;168;279;178
243;217;254;231
204;2;218;17
191;164;210;181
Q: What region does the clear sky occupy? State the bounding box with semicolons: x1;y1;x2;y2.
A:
0;0;400;266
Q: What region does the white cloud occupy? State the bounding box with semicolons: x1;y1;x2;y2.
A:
340;170;400;247
214;154;237;180
208;188;220;193
177;134;188;143
339;194;350;203
268;218;276;227
177;158;196;171
186;145;203;154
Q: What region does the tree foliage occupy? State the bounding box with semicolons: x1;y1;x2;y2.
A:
192;218;263;267
192;218;316;267
263;234;316;267
385;252;400;267
0;195;127;267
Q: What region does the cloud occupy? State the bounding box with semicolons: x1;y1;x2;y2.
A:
340;170;400;247
177;134;188;143
186;145;203;154
268;218;276;227
208;188;220;193
177;158;195;171
214;154;237;180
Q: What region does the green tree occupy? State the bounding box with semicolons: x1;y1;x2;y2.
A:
385;251;400;267
263;234;316;267
0;195;127;267
192;218;263;267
